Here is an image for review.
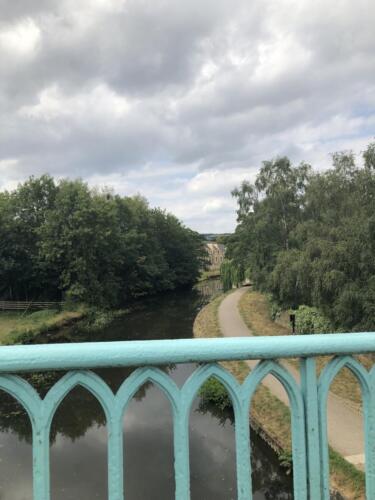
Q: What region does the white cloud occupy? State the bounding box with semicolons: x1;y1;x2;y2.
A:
19;84;130;122
187;168;255;195
0;18;41;56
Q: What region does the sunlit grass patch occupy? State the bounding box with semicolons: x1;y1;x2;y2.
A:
0;309;84;344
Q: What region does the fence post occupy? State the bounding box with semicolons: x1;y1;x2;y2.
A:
300;357;322;498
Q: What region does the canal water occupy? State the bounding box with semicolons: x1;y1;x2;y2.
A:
0;279;292;499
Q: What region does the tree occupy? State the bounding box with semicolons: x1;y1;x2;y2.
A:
0;175;205;307
226;140;375;331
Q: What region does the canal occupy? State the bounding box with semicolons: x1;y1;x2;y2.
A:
0;280;292;499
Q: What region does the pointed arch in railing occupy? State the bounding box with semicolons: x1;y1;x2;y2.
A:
181;363;242;412
0;375;46;499
116;367;181;500
40;371;116;500
116;366;180;416
0;374;41;425
318;355;374;500
44;370;115;425
181;363;250;500
242;360;308;500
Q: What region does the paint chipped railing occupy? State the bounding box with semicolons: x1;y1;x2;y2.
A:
0;333;374;499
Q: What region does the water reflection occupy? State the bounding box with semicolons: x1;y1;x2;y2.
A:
0;280;293;499
196;399;292;500
0;430;32;500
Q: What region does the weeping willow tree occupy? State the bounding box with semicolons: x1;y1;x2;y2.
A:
220;259;245;291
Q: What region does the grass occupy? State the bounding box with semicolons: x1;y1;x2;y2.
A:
193;291;366;499
0;308;85;345
238;290;290;337
197;269;221;281
239;289;374;412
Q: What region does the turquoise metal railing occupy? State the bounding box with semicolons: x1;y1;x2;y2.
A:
0;333;374;499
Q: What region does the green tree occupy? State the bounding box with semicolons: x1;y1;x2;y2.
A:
226;140;375;331
0;175;205;307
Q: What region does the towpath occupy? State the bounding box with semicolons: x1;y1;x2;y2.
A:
218;287;365;467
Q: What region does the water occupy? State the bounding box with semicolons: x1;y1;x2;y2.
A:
0;280;292;499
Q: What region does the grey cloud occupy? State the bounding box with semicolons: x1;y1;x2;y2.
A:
0;0;374;230
0;0;52;23
0;0;231;105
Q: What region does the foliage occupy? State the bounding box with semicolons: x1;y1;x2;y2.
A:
75;308;130;333
198;377;232;411
278;450;293;473
0;176;206;307
294;305;333;334
226;140;375;331
220;259;245;291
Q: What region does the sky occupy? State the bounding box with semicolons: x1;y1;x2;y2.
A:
0;0;374;233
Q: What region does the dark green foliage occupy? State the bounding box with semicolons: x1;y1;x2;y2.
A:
198;377;232;411
220;259;245;291
0;176;206;307
226;140;375;331
294;305;333;334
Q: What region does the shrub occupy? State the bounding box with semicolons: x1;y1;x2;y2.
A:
295;305;333;334
198;377;232;411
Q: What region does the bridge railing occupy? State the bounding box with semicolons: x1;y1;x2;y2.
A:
0;333;374;499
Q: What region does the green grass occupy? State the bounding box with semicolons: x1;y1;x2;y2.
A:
197;269;221;281
0;309;84;345
329;448;366;499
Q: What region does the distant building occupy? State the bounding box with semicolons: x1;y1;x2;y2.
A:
205;242;225;272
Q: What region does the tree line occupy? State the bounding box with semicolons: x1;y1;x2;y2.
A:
0;176;206;307
225;140;375;331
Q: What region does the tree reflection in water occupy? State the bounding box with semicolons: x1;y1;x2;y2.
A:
197;399;293;499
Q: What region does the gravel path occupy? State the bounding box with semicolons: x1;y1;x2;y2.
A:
218;287;365;467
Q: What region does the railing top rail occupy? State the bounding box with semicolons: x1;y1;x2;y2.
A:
0;332;375;373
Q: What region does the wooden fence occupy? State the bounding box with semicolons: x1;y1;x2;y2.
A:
0;301;64;312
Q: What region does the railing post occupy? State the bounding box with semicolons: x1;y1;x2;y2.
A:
174;409;190;500
32;421;50;500
300;357;322;499
366;368;375;498
235;403;252;500
108;415;124;500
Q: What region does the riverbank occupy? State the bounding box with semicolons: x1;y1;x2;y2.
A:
0;306;135;345
0;309;85;345
0;279;220;346
198;269;221;281
193;291;365;499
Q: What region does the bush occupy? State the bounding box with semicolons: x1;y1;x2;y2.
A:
295;305;333;334
198;377;232;411
267;294;282;321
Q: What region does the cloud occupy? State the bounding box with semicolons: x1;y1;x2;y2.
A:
0;0;374;231
0;17;41;56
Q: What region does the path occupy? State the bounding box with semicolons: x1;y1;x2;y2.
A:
218;287;365;467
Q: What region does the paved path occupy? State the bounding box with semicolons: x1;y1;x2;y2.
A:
218;287;365;467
